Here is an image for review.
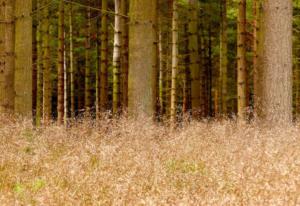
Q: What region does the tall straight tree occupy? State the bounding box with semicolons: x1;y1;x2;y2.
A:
113;0;122;114
57;0;65;124
188;0;201;118
170;0;178;123
14;0;32;116
257;0;293;123
237;0;247;120
100;0;108;112
219;0;228;114
128;0;158;117
42;1;51;122
85;7;92;111
69;4;75;118
0;0;15;113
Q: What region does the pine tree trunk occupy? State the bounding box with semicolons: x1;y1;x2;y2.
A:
36;0;43;125
57;0;64;124
69;4;75;118
0;0;15;113
188;0;201;118
14;0;32;117
100;0;108;112
85;7;92;112
128;0;158;117
42;2;51;123
121;0;129;109
113;0;122;114
170;0;178;123
237;0;247;120
257;0;293;123
220;0;228;115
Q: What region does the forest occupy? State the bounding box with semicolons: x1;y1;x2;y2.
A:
0;0;300;205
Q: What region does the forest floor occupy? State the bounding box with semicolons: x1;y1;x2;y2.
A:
0;115;299;205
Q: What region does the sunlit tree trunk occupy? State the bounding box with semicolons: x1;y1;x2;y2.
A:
14;0;32;117
188;0;201;118
257;0;293;123
128;0;158;117
57;0;64;124
237;0;247;120
170;0;178;123
113;0;122;114
220;0;228;115
0;0;15;113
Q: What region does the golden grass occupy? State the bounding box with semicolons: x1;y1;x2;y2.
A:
0;115;299;205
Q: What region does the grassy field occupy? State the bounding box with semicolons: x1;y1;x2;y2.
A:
0;115;299;205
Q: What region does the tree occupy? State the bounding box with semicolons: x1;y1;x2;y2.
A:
170;0;178;123
0;0;15;113
85;6;92;111
113;0;122;114
188;0;201;118
219;0;228;114
256;0;293;123
100;0;109;112
237;0;247;120
42;1;51;122
128;0;158;117
57;0;64;124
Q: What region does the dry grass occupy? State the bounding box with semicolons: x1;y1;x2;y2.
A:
0;115;299;205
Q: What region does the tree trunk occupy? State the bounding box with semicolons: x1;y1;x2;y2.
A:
85;7;92;112
113;0;122;115
220;0;228;115
42;2;51;122
257;0;293;123
128;0;158;117
121;0;129;109
237;0;247;120
188;0;201;118
14;0;32;117
170;0;178;123
100;0;108;112
57;0;64;124
69;4;75;118
0;0;15;113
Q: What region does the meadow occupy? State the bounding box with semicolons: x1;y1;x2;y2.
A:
0;115;299;205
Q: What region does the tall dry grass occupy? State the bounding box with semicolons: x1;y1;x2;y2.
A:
0;114;299;205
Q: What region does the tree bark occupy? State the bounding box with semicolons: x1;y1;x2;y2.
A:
237;0;247;120
0;0;15;113
257;0;293;123
128;0;158;117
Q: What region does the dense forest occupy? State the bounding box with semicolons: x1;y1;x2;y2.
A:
0;0;296;125
2;1;300;205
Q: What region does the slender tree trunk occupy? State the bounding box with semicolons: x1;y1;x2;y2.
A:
183;23;190;114
32;0;37;120
188;0;201;118
257;0;293;123
42;2;51;122
253;0;260;112
0;0;15;113
113;0;122;114
128;0;158;117
100;0;108;112
36;0;43;125
170;0;178;123
121;0;129;109
237;0;247;120
85;7;92;112
220;0;228;115
69;4;75;118
57;0;64;124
